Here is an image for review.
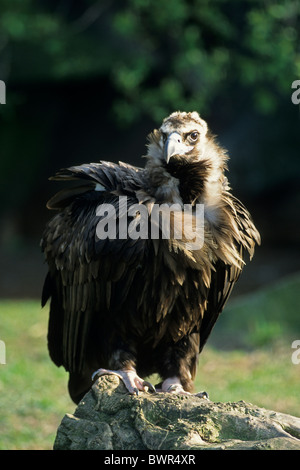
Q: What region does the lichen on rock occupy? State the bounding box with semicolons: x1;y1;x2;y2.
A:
54;375;300;450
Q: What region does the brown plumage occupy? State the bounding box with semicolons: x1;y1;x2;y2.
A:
41;111;260;403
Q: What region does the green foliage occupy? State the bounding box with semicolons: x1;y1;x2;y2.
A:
0;0;299;124
242;1;300;112
0;1;299;219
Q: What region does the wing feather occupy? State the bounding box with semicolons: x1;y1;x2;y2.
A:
198;193;260;352
41;164;150;374
42;160;260;376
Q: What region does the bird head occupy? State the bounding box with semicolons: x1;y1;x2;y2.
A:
146;111;208;165
145;111;228;206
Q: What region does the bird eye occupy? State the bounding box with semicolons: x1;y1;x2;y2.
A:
189;131;199;142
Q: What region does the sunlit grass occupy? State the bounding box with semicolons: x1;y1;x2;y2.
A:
196;345;300;417
0;300;74;450
200;272;300;417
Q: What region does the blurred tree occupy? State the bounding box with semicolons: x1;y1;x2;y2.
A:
0;0;299;124
0;0;299;239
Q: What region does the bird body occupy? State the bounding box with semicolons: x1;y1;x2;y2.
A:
41;112;260;403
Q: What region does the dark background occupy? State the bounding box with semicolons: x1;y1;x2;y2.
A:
0;0;299;300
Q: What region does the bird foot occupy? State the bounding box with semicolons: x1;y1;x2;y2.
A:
164;384;209;400
158;377;209;399
194;391;209;399
92;368;156;395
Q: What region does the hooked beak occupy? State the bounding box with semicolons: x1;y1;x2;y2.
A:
163;132;184;163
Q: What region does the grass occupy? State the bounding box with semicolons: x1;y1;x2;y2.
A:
0;300;74;450
0;272;300;449
211;271;300;350
196;346;300;417
198;272;300;416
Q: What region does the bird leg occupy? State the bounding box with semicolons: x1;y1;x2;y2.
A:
92;367;156;395
155;335;209;399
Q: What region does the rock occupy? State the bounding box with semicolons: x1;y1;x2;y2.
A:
54;376;300;450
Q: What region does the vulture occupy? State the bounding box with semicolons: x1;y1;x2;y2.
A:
41;111;260;404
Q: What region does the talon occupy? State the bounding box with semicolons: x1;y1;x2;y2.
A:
133;387;139;396
143;381;156;393
195;391;209;400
